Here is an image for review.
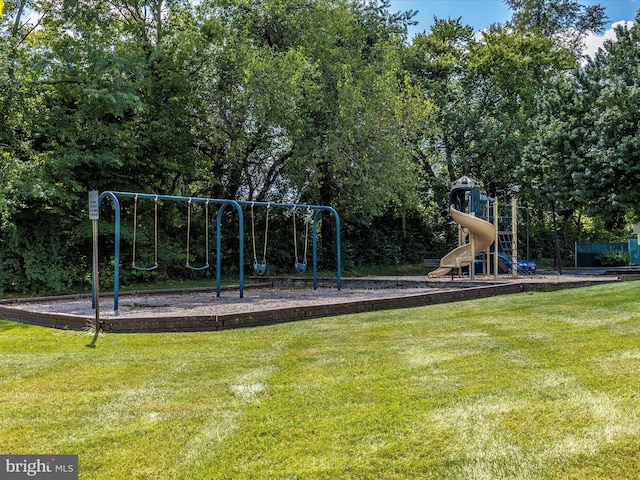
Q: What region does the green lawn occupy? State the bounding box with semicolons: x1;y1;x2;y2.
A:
1;282;640;479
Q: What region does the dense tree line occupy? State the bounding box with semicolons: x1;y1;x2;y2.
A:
1;0;639;294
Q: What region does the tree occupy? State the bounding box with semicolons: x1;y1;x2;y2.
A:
284;0;426;222
0;0;58;292
461;27;577;194
405;17;474;186
577;15;640;222
460;0;605;195
512;2;624;269
0;0;214;292
195;0;427;220
35;0;206;195
504;0;606;56
191;0;316;201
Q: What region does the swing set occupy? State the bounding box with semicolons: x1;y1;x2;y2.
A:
131;196;211;272
249;204;313;276
91;191;342;314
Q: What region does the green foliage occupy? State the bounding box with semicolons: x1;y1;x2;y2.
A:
578;17;640;220
405;18;475;183
2;0;640;294
342;209;444;270
598;249;630;267
0;208;89;295
505;0;607;53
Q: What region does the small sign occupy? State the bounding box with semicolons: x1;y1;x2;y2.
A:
88;190;99;220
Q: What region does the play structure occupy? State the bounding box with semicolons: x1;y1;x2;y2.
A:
429;176;521;279
90;191;341;314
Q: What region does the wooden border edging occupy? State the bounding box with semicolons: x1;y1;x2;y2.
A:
0;304;89;330
0;277;621;333
0;283;524;333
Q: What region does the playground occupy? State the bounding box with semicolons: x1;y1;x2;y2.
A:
2;181;640;479
0;272;614;332
0;182;620;332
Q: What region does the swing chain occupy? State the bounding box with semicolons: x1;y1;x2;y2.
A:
251;202;258;266
293;207;299;265
186;198;210;270
262;203;270;265
293;206;312;267
132;194;159;271
251;202;270;275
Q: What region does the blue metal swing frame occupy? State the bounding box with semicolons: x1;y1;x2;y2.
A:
91;192;342;314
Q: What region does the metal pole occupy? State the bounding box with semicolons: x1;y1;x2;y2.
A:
311;207;341;290
313;215;318;290
87;190;101;347
236;203;244;298
215;202;244;298
470;213;476;280
96;192;120;312
216;206;224;298
511;197;518;279
333;207;342;290
493;200;499;279
87;219;101;346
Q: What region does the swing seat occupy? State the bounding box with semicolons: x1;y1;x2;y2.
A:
132;263;158;272
295;262;307;274
254;263;267;276
186;263;209;272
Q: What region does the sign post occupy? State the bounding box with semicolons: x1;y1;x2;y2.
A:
511;197;518;279
87;190;101;347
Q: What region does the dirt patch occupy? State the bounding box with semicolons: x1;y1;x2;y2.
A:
9;286;442;319
4;272;612;320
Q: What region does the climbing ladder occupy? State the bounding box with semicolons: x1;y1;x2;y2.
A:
498;231;513;255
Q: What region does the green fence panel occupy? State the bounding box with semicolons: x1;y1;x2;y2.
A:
575;242;628;267
629;239;640;265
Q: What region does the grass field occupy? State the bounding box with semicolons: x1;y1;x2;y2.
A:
1;281;640;479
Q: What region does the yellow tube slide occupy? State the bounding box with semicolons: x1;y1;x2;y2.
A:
428;205;496;278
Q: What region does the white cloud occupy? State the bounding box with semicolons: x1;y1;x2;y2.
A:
584;20;635;59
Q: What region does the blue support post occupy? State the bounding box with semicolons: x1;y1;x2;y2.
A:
312;214;319;290
216;202;244;298
310;207;342;291
216;206;224;299
93;192;121;312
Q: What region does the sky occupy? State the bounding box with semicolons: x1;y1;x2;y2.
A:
387;0;639;56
